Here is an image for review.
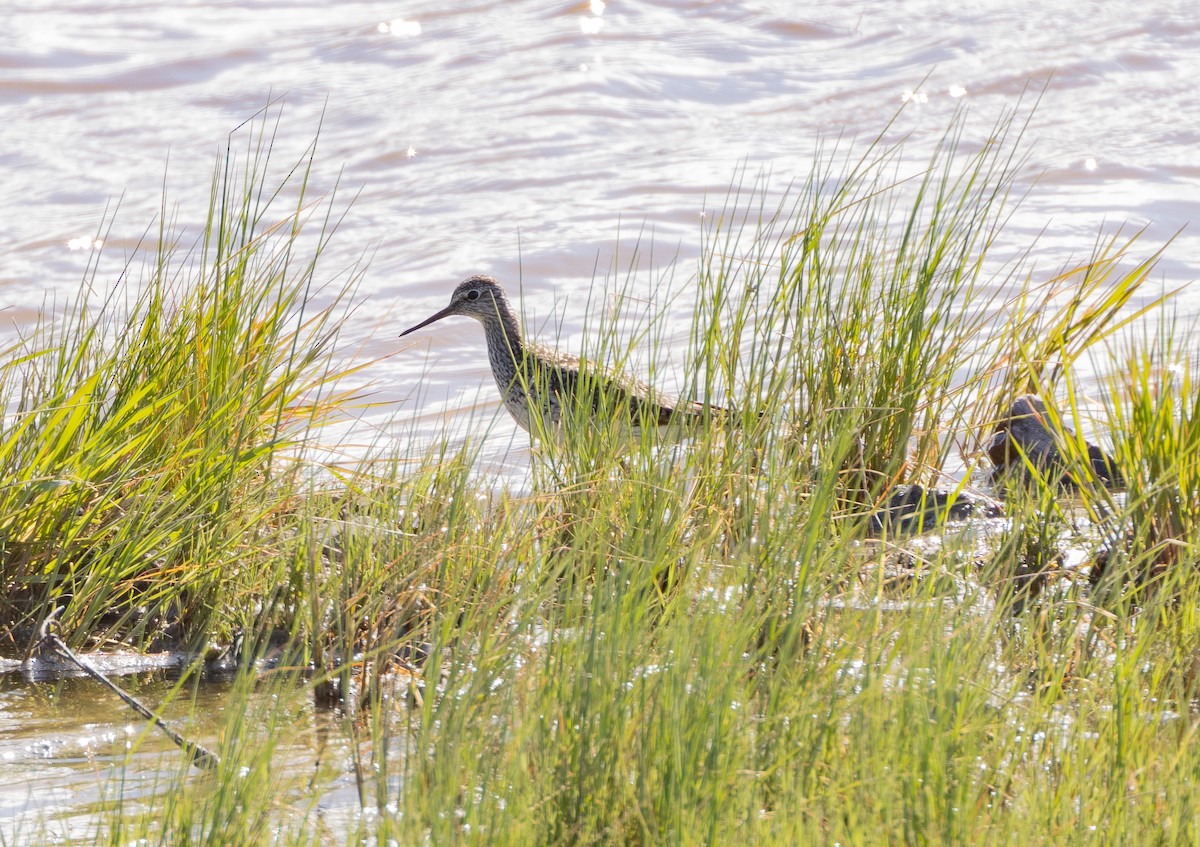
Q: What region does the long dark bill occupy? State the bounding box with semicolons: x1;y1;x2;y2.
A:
399;304;458;337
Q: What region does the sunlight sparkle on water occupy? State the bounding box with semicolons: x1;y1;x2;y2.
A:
580;17;603;34
379;19;421;37
948;84;967;97
67;236;102;251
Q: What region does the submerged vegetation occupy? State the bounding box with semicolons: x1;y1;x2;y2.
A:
5;106;1200;844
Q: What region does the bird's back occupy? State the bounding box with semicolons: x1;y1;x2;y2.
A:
505;342;717;435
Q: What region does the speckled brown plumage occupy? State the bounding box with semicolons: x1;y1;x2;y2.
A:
399;275;718;436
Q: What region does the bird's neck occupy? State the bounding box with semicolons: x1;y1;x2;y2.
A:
481;299;526;365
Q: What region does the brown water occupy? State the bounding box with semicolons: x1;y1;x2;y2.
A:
2;0;1199;836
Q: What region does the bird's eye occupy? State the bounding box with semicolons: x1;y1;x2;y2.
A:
466;290;481;301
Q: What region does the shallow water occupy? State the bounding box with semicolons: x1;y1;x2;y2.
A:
0;667;375;842
0;670;237;838
2;0;1200;835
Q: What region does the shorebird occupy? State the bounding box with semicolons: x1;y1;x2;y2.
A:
398;275;721;438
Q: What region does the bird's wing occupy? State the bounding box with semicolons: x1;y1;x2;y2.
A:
527;343;719;426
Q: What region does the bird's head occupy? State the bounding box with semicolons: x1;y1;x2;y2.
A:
399;274;511;337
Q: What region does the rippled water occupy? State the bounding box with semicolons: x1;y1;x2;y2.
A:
2;0;1200;833
4;0;1199;463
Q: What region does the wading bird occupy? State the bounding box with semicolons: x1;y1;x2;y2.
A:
399;275;723;438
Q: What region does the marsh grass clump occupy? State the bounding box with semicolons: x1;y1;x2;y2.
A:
347;108;1200;844
12;104;1200;847
0;117;359;652
1096;324;1200;591
982;481;1071;632
299;441;532;710
683;116;1041;525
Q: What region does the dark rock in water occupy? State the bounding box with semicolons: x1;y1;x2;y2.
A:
867;483;1003;536
986;394;1123;489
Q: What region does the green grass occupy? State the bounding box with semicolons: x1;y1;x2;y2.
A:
0;112;362;652
5;105;1200;845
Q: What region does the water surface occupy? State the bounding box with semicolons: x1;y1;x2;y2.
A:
3;0;1198;463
